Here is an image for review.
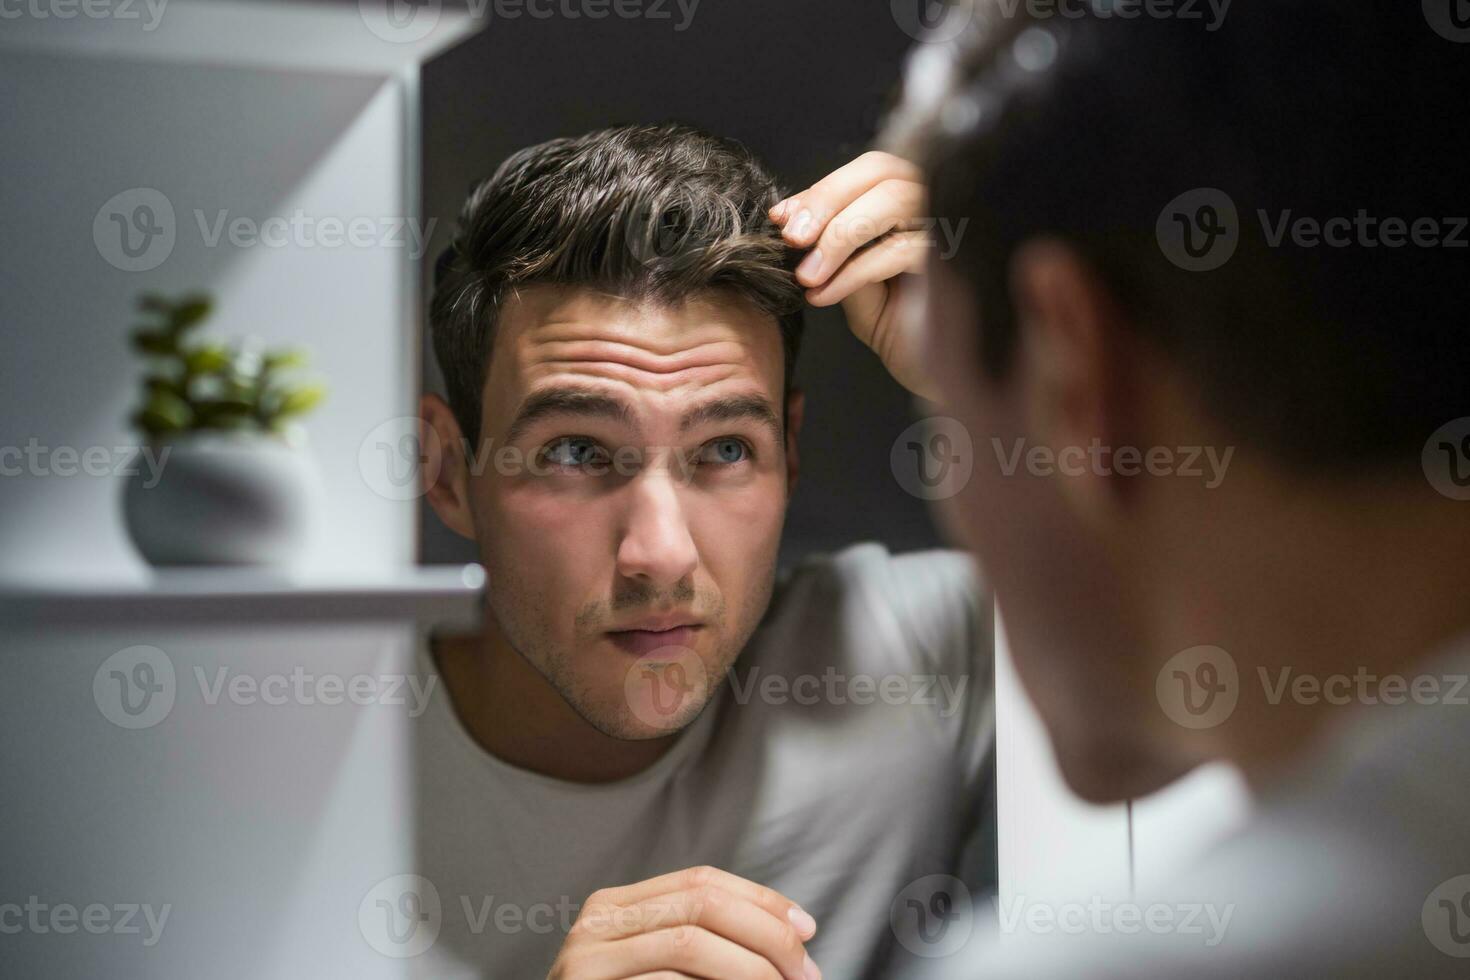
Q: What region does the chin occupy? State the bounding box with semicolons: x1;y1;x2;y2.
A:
572;682;714;741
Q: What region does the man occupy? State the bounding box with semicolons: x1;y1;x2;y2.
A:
879;0;1470;975
413;123;995;978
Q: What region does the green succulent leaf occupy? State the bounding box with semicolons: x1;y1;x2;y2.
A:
131;328;179;356
274;384;327;418
184;344;231;374
192;399;256;429
169;296;212;333
144;375;186;398
263;349;308;371
128;292;324;438
137;390;193;433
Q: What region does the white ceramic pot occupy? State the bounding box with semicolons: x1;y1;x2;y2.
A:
122;432;320;566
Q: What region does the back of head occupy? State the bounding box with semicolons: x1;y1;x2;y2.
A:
885;0;1470;476
431;122;804;449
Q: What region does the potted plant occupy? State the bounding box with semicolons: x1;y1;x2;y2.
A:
122;292;328;567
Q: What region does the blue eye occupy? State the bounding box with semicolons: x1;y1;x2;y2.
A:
699;438;750;465
540;437;609;468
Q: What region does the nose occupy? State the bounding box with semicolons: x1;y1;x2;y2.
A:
614;467;699;589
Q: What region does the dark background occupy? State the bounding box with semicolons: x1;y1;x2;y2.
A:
416;0;945;567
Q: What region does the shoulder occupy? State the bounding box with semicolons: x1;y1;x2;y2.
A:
773;541;981;611
755;541;990;678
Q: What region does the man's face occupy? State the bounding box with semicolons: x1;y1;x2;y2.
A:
918;257;1189;802
467;286;794;740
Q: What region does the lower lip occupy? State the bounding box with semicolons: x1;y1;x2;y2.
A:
607;626;701;656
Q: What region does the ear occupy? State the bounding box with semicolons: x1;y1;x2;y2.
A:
1010;239;1136;523
783;387;805;494
419;392;478;541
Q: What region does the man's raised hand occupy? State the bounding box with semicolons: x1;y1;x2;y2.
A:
771;150;938;401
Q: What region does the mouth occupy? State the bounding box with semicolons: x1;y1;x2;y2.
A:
605;622;703;657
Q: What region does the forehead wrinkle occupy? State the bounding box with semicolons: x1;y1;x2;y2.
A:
497;297;786;417
526;332;758;375
528;360;744;397
517;332;767;398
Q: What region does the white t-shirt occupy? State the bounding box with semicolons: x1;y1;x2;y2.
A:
407;543;995;979
916;633;1470;979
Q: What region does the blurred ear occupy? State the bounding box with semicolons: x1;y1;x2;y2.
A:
783;387;805;495
419;393;477;541
1010;239;1136;526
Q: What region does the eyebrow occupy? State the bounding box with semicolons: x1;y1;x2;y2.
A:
679;393;783;444
504;385;784;444
505;387;632;444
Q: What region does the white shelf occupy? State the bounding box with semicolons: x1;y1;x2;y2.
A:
0;0;484;76
0;563;485;627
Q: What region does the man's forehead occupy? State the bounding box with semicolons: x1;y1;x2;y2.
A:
487;285;785;399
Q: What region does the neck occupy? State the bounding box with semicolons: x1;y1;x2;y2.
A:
1154;468;1470;792
431;620;680;783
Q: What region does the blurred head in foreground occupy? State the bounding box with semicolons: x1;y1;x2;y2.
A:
886;0;1470;801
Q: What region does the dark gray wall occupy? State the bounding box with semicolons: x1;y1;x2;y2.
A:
417;0;945;567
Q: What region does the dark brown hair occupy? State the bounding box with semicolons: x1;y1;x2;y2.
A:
885;1;1470;473
430;122;805;450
